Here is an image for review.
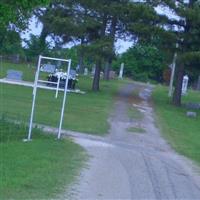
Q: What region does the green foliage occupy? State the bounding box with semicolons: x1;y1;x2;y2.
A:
24;34;50;61
127;127;146;133
113;44;166;82
0;0;49;29
0;29;23;55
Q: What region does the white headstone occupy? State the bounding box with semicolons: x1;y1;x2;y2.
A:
84;68;88;75
119;63;124;79
182;75;189;95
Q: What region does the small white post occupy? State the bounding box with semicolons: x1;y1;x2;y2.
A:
119;63;124;79
168;43;179;97
182;75;189;95
168;52;177;97
84;68;88;75
27;55;42;141
55;75;61;98
57;59;71;139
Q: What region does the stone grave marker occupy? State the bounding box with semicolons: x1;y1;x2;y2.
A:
186;111;197;118
40;64;56;73
118;63;124;79
6;70;23;80
84;68;88;75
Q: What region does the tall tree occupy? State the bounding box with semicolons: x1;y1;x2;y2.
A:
147;0;200;106
39;0;161;91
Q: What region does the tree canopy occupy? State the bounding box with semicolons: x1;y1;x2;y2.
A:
114;44;166;82
0;0;49;29
154;0;200;105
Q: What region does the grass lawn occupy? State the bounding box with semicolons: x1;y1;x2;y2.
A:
127;126;146;133
128;106;144;121
0;118;87;199
0;63;124;135
152;85;200;164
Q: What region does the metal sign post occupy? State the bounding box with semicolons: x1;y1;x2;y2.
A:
168;52;177;97
24;55;71;141
58;59;71;139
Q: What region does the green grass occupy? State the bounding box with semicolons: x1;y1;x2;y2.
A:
0;118;87;199
0;74;124;135
128;106;144;120
127;126;146;133
152;85;200;164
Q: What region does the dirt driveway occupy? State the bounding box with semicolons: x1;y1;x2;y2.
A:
64;82;200;200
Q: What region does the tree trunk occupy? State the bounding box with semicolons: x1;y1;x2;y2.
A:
172;63;184;106
92;60;101;91
92;14;107;90
104;17;117;81
104;58;112;80
39;26;48;52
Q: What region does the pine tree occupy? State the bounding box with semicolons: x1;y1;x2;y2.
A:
151;0;200;106
40;0;160;90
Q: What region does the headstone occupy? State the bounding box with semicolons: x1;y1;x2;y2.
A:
69;69;77;79
185;102;200;110
6;70;23;80
40;64;56;73
186;111;197;118
197;75;200;91
109;70;116;79
56;61;62;68
11;54;20;63
182;75;189;95
118;63;124;79
76;64;80;72
84;68;88;75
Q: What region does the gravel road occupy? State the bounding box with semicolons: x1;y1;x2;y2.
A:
64;83;200;200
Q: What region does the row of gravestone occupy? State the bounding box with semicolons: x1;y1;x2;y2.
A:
83;63;124;79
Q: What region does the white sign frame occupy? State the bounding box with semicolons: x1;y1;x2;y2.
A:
26;55;71;141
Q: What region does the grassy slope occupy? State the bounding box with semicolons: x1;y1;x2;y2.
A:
0;76;122;135
152;85;200;164
0;119;86;199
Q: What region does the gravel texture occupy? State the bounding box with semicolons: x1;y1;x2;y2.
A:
63;83;200;200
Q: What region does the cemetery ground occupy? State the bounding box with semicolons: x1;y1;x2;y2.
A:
0;77;124;135
0;62;127;199
1;62;200;198
67;83;200;199
153;86;200;164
